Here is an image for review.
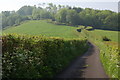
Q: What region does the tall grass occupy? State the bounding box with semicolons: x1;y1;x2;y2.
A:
99;42;119;78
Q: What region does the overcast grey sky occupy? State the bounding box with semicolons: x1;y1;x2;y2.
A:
0;0;119;12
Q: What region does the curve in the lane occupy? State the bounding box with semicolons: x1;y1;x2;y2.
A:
55;41;108;78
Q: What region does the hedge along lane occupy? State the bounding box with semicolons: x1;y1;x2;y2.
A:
56;41;108;78
2;34;88;78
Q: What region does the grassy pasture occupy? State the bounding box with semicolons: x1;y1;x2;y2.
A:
90;29;119;42
83;29;119;43
3;20;80;39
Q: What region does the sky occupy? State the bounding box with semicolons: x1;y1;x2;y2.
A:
0;0;119;12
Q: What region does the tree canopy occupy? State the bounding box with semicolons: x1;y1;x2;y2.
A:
2;3;119;31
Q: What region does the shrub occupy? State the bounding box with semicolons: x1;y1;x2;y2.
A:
102;36;111;41
2;34;88;79
76;29;81;32
85;26;94;31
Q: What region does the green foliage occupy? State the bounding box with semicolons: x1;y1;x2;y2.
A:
102;36;111;41
55;9;80;26
55;8;68;23
32;8;52;20
73;7;83;13
32;8;41;20
2;34;88;78
76;26;84;32
99;42;119;78
17;6;35;16
79;9;118;30
85;26;93;29
2;3;119;31
2;11;29;29
66;10;80;26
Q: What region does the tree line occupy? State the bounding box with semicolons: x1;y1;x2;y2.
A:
1;3;119;30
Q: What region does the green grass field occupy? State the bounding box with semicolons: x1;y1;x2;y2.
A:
88;29;119;42
82;29;119;43
3;20;119;42
3;20;80;38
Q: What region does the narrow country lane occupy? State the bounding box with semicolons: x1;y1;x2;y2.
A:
56;41;108;78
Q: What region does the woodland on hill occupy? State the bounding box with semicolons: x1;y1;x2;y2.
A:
1;3;119;30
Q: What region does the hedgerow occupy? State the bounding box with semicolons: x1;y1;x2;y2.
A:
82;30;119;79
2;34;88;78
99;42;119;79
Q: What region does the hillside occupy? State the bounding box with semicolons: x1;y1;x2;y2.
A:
3;20;119;41
3;20;80;38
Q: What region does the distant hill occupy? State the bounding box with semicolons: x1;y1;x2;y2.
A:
3;20;79;38
2;3;119;31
